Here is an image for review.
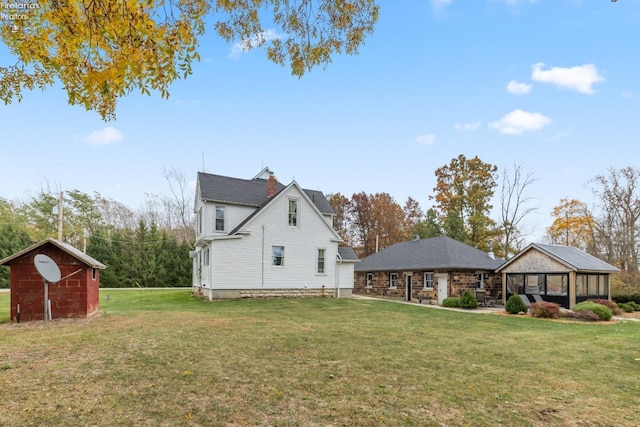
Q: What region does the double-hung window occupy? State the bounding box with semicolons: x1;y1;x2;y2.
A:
288;199;298;226
366;273;374;288
424;272;434;289
317;249;325;274
389;273;398;288
215;206;225;231
272;246;285;266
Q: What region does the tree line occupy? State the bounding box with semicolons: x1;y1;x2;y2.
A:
1;157;639;292
0;169;194;288
328;155;640;292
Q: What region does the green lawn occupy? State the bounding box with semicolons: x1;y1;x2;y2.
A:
1;290;639;426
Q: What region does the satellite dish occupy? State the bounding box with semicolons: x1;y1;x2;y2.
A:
34;254;61;283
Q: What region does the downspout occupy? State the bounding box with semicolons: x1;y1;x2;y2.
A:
262;225;265;287
336;252;342;298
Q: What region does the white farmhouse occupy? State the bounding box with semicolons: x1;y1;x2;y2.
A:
192;168;358;299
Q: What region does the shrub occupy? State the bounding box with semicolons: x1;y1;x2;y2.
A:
573;301;613;321
442;297;460;307
588;299;622;315
530;301;561;318
459;290;479;309
612;293;640;305
505;294;529;314
563;310;601;322
618;302;636;313
628;301;640;311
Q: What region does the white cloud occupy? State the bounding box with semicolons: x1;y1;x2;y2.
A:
229;29;282;59
415;134;437;145
506;80;532;95
531;63;605;94
81;127;123;145
454;121;481;132
622;91;634;99
432;0;452;9
490;109;551;135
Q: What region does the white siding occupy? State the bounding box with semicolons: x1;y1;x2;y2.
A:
210;185;341;289
196;202;256;239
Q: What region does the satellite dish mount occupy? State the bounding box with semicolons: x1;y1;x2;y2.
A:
34;254;61;324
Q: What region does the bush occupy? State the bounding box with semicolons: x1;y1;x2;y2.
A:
618;302;636;313
442;297;460;307
588;299;622;315
530;301;561;319
627;301;640;311
573;301;613;321
563;310;601;322
613;293;640;305
505;294;529;314
459;290;479;309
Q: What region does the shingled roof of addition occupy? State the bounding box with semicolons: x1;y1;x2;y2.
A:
197;172;334;215
338;247;360;262
497;243;619;273
355;236;502;272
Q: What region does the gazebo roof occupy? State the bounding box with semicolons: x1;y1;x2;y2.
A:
496;243;619;273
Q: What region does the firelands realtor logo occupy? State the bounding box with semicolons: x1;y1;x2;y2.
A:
1;1;39;31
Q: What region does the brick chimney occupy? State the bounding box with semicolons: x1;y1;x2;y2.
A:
267;173;277;197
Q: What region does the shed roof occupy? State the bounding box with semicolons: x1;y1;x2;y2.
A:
496;243;619;273
0;238;107;269
354;236;502;272
197;172;334;215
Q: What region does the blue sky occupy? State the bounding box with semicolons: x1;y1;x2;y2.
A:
1;0;638;243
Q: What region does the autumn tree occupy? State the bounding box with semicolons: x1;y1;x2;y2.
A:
500;163;538;258
369;192;408;253
327;192;354;247
333;192;422;257
1;0;379;120
431;154;498;249
403;197;423;238
546;198;595;250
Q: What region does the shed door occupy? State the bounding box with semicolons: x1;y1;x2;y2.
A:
437;274;448;305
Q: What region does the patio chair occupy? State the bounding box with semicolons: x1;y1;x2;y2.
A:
533;294;544;303
518;294;531;309
475;290;487;307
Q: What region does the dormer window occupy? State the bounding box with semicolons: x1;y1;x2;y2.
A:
288;199;298;227
215;206;225;231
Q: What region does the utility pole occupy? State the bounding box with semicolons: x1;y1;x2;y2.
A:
57;191;63;241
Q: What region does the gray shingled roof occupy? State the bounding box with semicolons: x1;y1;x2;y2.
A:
499;243;619;273
0;237;106;269
354;236;502;272
197;172;334;215
338;247;360;262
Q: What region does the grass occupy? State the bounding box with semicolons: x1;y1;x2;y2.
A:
1;290;640;426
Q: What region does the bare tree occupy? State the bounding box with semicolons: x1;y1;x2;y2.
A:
591;166;640;285
500;163;539;258
162;166;196;244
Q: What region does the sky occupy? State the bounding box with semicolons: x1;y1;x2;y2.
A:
1;0;639;244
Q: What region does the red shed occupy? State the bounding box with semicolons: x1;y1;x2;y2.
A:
0;238;106;322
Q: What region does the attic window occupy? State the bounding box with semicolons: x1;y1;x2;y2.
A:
288;199;298;227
